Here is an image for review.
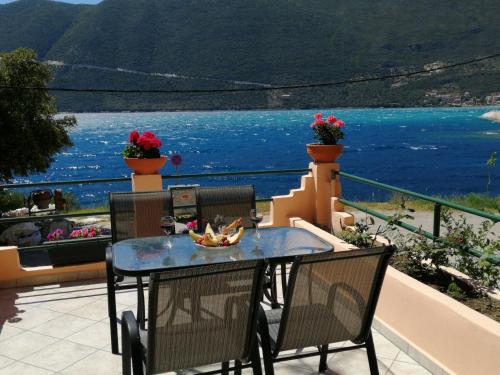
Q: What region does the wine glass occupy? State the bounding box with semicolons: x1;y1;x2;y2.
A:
160;216;176;249
250;209;263;238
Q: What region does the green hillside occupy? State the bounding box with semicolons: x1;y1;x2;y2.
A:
0;0;87;56
0;0;499;111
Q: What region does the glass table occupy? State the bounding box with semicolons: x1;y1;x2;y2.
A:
107;227;333;353
112;227;333;276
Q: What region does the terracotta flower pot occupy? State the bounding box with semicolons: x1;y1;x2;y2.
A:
306;144;344;163
124;156;167;175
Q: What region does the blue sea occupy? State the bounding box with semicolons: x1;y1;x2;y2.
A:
13;107;500;206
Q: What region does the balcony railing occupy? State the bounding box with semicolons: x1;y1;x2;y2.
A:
333;171;500;265
1;167;498;266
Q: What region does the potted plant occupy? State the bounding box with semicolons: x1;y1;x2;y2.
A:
306;112;345;162
45;226;108;266
123;130;167;175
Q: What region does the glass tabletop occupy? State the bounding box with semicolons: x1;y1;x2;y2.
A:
112;227;333;276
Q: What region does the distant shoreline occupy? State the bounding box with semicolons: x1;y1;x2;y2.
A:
58;105;500;115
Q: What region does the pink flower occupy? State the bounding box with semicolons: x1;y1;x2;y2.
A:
334;120;345;128
314;119;327;126
314;113;323;120
186;220;197;230
327;116;337;124
129;130;140;144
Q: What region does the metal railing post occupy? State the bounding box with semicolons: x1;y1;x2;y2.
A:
433;203;442;240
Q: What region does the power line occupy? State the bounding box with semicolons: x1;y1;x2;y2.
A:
1;52;499;94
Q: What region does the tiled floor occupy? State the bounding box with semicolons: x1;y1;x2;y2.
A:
0;279;433;375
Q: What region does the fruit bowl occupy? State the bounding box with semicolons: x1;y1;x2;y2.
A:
189;219;244;248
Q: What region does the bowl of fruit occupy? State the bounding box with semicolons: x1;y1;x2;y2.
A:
189;218;245;247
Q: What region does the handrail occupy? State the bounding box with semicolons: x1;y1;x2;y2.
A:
339;198;500;265
336;171;499;222
0;168;310;190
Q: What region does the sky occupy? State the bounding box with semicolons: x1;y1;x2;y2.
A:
0;0;102;4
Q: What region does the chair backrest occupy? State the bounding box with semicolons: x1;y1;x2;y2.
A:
147;260;266;374
109;191;173;243
274;246;395;354
195;185;256;232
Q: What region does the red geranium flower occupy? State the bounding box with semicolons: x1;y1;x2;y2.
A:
129;130;140;144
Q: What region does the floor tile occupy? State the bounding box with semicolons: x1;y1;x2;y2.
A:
31;313;96;339
68;299;127;322
395;350;418;365
59;350;121;375
0;324;24;342
326;349;392;375
66;321;116;349
0;331;58;360
372;331;401;360
0;361;55;375
0;355;14;369
3;306;63;330
22;340;96;372
36;294;97;313
389;360;433;375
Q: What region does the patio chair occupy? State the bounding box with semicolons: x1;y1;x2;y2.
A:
121;260;266;375
194;184;280;307
195;185;256;232
106;190;174;354
257;246;395;375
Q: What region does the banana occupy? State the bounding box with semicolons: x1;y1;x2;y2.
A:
201;235;219;247
189;230;203;242
228;227;245;245
223;217;243;234
205;223;216;238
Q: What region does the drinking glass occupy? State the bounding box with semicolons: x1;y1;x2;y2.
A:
160;216;176;249
250;209;263;238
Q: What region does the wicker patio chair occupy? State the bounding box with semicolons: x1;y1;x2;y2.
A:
121;260;266;375
106;190;174;354
195;185;256;232
257;246;395;375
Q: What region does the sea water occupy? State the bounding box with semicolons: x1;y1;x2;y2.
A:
13;107;500;206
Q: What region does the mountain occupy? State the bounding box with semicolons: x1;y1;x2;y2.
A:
1;0;499;111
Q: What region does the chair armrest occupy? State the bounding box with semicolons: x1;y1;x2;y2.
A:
122;311;144;375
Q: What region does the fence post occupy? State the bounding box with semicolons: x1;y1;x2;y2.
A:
433;203;442;239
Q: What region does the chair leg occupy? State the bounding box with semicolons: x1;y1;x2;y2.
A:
234;360;242;375
259;332;275;375
137;277;146;330
250;339;262;375
106;247;119;354
222;361;230;375
280;262;287;299
319;344;329;372
366;332;380;375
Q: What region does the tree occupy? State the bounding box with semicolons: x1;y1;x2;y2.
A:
486;151;496;193
0;48;76;181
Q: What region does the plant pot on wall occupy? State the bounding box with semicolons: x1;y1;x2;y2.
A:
306;144;344;163
124;156;167;175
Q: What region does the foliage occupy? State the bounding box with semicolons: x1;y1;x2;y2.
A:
122;130;162;158
441;209;499;288
486;151;496;193
1;0;500;110
0;48;76;181
0;189;24;213
446;281;466;300
336;211;410;248
310;113;345;145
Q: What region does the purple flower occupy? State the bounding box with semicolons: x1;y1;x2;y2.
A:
170;153;182;168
